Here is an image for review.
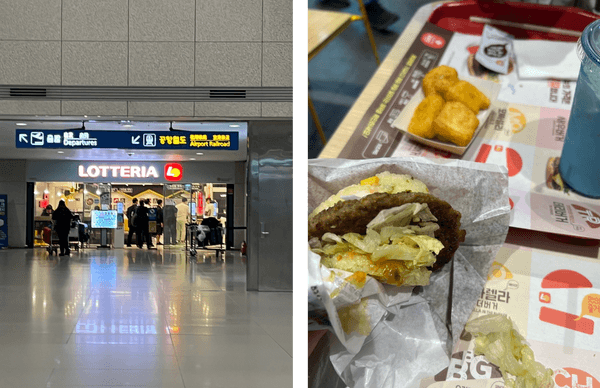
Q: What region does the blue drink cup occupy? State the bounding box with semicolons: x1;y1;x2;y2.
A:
559;20;600;198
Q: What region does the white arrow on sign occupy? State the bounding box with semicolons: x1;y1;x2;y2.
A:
131;135;140;145
18;134;28;143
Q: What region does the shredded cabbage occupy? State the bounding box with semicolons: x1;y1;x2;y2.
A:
315;203;445;286
465;314;554;388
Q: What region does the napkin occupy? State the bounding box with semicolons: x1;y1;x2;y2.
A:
513;39;580;81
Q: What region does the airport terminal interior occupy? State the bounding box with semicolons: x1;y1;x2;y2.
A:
0;119;292;387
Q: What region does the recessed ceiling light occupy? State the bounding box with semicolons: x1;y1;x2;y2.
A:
96;189;101;195
196;152;203;155
123;124;133;128
229;124;240;128
16;122;27;126
190;158;196;160
57;151;64;154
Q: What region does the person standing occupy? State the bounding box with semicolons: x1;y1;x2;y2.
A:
204;197;214;218
135;200;153;249
155;199;164;245
126;198;138;247
163;199;177;245
176;197;190;243
52;200;73;256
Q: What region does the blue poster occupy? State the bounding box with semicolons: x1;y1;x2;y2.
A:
0;195;7;248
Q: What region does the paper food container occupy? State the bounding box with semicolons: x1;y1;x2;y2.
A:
392;77;501;156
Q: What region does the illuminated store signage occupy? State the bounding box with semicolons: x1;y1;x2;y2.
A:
16;130;239;150
77;163;183;181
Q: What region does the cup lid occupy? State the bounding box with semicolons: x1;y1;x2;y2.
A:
579;19;600;65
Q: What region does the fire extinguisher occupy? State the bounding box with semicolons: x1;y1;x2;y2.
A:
241;241;247;256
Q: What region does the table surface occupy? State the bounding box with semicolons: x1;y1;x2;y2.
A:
308;9;356;59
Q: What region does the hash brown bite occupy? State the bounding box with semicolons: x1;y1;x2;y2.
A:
432;101;479;147
446;80;490;114
422;65;459;98
308;192;466;271
407;94;445;139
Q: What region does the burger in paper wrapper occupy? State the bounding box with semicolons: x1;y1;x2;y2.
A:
308;172;466;287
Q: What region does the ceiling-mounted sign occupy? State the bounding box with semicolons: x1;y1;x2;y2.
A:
16;130;239;150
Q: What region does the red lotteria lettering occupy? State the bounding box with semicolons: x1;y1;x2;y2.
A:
572;205;600;229
506;147;522;177
542;269;592;289
475;144;492;163
467;45;479;55
421;33;445;49
555;367;600;388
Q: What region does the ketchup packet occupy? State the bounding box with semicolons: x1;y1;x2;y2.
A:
475;25;514;75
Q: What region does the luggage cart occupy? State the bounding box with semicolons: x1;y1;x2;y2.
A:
44;221;59;256
186;221;225;259
44;220;82;255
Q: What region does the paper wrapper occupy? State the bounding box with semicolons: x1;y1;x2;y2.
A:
420;243;600;388
308;157;511;388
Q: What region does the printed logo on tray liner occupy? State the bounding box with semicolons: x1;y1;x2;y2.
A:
555;368;600;388
487;261;513;281
508;108;527;134
421;33;446;49
432;350;502;382
539;270;595;335
474;144;522;177
571;205;600;229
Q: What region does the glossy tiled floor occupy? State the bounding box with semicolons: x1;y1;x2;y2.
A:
0;247;292;388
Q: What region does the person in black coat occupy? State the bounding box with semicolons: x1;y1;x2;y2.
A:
126;198;138;247
135;200;153;249
52;200;73;256
155;199;164;245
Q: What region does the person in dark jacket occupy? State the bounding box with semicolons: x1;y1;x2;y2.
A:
155;199;164;245
126;198;138;247
52;200;73;256
163;199;177;245
135;200;154;249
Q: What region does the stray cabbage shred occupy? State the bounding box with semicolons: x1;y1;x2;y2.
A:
465;314;554;388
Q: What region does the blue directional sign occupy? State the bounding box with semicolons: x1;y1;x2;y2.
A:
16;130;239;150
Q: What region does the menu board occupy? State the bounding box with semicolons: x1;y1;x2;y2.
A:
91;210;117;229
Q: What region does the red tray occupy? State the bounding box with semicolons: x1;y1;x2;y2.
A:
428;0;599;41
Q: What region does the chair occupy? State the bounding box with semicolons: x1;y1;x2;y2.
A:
308;1;380;145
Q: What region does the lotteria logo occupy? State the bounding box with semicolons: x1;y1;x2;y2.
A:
165;163;183;181
78;165;159;179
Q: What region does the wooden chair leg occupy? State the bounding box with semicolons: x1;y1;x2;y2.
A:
357;0;380;66
308;94;327;145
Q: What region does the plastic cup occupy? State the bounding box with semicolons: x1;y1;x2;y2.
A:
559;20;600;198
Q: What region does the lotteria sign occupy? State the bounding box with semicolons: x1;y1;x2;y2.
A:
77;163;183;182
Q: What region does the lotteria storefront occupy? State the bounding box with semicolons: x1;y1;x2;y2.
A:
0;120;292;291
26;160;243;250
